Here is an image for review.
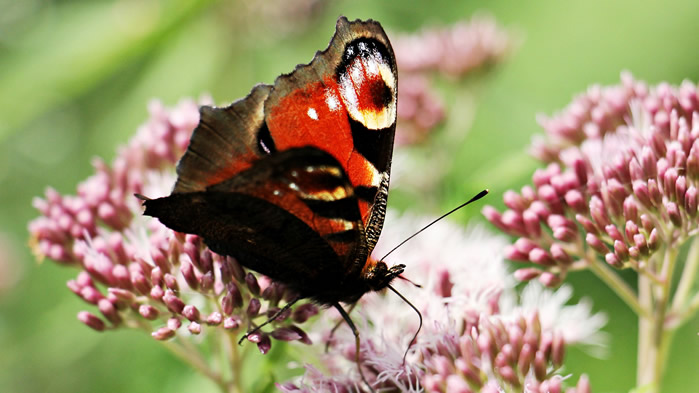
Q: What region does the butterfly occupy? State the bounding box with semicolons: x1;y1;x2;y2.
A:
141;16;403;389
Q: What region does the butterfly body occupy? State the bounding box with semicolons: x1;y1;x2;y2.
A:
143;17;400;307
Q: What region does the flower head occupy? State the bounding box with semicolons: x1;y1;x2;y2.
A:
484;72;699;285
391;14;513;147
392;14;512;78
281;211;600;392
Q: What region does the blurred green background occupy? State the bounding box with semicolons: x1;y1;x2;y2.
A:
1;0;698;392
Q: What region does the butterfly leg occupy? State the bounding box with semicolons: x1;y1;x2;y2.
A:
238;296;301;345
333;303;375;393
387;284;423;365
324;302;357;353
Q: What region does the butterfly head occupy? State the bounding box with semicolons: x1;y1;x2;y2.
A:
362;260;405;291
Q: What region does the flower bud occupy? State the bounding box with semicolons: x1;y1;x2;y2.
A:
575;214;598;235
182;305;200;322
188;322;201;335
150;267;163;287
576;374;591;393
98;298;121;325
605;252;622;268
163;273;179;291
223;316;241;330
675;176;687;207
131;268;151;295
529;248;555;266
181;261;198;290
514;268;541;281
139;304;159;320
292;303;319;323
523;209;542;238
199;271;214;292
504;190;527;211
112;264;132;290
614;240;630;261
666;201;682;227
78;311;106;332
605;224;624;243
207;312;223;326
150;285;164;301
538;272;561;287
167;317;181;330
245;273;261;296
271;327;302;342
585;233;608;255
163;290;185;314
151;327;175;340
623;196;639;223
247;298;261;317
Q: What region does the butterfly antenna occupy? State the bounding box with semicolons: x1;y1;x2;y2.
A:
387;284;422;365
398;275;422;288
380;189;489;261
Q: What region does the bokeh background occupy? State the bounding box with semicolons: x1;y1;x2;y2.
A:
1;0;698;392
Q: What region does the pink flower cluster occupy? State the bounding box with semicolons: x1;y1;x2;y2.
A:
421;311;585;393
280;214;597;393
392;14;511;77
28;99;317;354
484;72;699;284
392;15;512;145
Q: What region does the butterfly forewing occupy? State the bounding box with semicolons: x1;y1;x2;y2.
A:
262;17;397;252
173;85;272;193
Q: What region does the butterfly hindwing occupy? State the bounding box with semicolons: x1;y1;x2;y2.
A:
145;147;370;302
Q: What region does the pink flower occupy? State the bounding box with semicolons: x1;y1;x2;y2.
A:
484;72;699;391
484;72;699;284
391;14;513;147
280;212;600;392
392;14;512;77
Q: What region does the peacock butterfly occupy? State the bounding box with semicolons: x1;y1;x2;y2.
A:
141;16;401;388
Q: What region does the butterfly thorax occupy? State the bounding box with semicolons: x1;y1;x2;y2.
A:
361;259;405;292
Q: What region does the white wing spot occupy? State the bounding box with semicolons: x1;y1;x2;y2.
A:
307;107;318;120
325;90;340;111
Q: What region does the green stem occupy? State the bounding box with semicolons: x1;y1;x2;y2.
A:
587;255;648;318
227;330;244;393
161;340;228;392
637;243;679;393
670;236;699;317
637;269;656;392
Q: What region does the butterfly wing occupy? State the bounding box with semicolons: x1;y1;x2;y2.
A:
145;17;398;303
171;17;397;250
173;84;272;193
263;17;398;253
145;147;369;302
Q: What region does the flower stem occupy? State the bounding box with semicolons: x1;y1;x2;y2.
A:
637;270;656;392
637;243;679;393
162;339;228;392
586;253;647;318
670;236;699;318
227;331;244;393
